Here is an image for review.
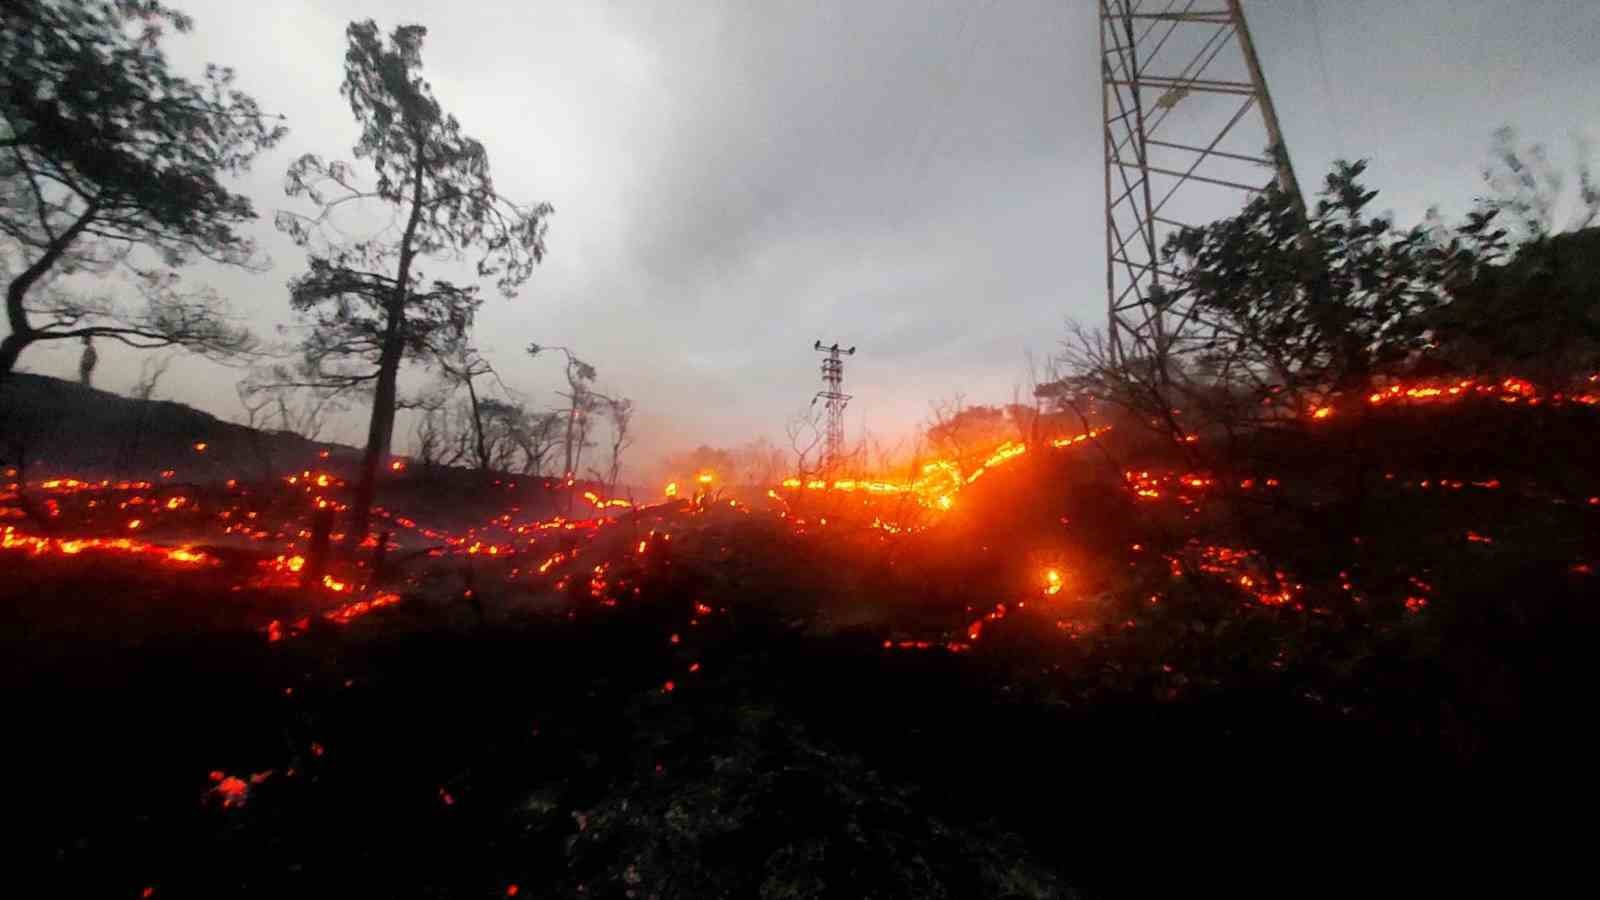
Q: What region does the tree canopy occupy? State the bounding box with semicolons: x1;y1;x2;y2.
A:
1110;160;1495;423
277;19;553;542
0;0;285;376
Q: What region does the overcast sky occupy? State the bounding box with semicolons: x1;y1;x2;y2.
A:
18;0;1600;475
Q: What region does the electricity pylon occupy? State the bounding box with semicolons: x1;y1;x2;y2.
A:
1100;0;1306;365
811;341;855;474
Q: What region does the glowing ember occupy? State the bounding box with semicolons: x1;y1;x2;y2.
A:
206;769;270;808
771;426;1110;513
323;591;402;625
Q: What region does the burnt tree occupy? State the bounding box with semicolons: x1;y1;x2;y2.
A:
277;20;552;545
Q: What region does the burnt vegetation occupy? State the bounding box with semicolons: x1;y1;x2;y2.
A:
3;3;1599;899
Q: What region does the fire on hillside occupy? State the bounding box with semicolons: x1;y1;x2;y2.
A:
6;374;1596;655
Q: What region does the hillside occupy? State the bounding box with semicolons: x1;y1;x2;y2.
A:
1;373;351;482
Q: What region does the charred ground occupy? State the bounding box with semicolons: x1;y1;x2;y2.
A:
5;377;1597;898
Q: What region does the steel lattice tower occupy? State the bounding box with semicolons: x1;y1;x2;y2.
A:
1101;0;1306;365
812;341;855;474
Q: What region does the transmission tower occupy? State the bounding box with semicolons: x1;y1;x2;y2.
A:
1100;0;1306;365
811;340;856;474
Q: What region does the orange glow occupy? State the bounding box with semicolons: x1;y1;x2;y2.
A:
323;591;401;625
193;442;208;452
8;387;1585;680
3;527;223;570
1360;375;1599;410
771;426;1109;513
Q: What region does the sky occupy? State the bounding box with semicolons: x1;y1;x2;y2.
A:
15;0;1600;478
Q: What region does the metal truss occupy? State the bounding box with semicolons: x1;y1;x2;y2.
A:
812;340;855;474
1100;0;1306;365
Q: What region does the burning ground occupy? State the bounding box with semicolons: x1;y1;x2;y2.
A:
4;377;1599;898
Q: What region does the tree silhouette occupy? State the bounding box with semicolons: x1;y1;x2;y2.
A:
277;20;553;545
1;0;283;378
527;343;600;480
598;396;634;493
1429;129;1600;391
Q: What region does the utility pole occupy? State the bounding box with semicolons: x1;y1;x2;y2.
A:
1100;0;1306;365
811;341;856;475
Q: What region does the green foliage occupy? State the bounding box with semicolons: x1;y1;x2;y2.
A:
1146;136;1599;409
1156;160;1487;403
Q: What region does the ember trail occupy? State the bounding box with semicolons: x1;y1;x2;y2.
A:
4;2;1598;898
